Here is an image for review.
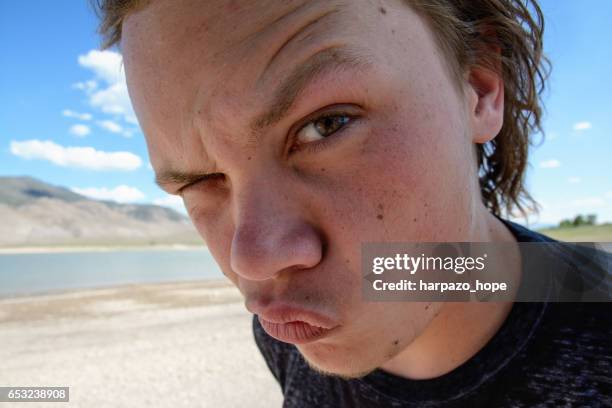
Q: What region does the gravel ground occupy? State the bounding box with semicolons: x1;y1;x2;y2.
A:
0;281;283;407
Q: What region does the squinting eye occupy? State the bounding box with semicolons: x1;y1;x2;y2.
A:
179;173;225;194
295;114;352;145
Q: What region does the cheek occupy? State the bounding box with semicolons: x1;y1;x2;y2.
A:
318;126;440;243
188;205;239;285
346;105;474;241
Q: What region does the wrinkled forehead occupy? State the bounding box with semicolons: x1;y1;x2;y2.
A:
123;0;314;71
121;0;372;129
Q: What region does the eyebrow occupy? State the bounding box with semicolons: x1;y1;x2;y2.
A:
156;47;372;191
250;45;373;132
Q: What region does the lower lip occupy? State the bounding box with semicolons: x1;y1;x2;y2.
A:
258;316;334;344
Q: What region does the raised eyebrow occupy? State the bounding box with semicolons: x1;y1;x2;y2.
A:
251;46;373;133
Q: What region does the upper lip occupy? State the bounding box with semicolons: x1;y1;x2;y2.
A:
246;300;339;330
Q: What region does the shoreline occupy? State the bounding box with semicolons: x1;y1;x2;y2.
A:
0;243;206;254
0;278;232;303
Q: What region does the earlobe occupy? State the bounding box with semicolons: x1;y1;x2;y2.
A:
468;65;504;144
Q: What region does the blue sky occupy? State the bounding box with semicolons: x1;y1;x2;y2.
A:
1;1;610;226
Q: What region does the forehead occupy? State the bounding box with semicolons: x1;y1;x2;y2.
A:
123;1;362;119
120;0;444;176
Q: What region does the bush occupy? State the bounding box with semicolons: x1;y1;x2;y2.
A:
558;214;597;228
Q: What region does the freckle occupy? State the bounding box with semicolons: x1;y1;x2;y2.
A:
425;304;429;310
305;295;310;301
393;339;399;346
345;259;350;264
413;217;417;222
247;156;251;160
320;167;326;172
377;214;384;220
379;6;387;14
392;29;395;34
377;203;383;210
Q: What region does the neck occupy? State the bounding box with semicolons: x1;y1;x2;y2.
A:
379;209;521;380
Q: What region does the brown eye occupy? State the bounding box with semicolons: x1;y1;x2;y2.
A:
295;114;352;144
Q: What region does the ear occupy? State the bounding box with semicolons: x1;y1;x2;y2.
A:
466;64;504;144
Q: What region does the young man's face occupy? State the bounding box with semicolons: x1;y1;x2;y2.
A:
122;0;497;377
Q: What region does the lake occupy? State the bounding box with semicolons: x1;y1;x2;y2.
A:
0;248;225;297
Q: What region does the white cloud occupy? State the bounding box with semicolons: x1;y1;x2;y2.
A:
69;124;91;137
71;185;146;203
10;139;142;171
568;177;581;184
76;50;138;124
62;109;92;121
153;194;187;214
78;50;124;84
573;121;592;131
97;119;135;138
97;119;123;133
539;159;561;169
73;80;98;93
89;81;135;120
606;191;612;200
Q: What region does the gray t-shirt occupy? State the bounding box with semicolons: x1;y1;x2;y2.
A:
252;220;612;407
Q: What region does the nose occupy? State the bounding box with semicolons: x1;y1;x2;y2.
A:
229;178;323;282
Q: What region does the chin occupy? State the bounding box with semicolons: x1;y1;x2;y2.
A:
297;343;380;380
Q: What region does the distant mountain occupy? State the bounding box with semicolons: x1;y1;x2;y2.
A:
0;176;202;247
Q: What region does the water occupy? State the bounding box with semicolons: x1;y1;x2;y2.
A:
0;248;224;297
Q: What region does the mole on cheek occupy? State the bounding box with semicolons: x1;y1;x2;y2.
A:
379;6;387;14
393;339;399;346
377;203;384;220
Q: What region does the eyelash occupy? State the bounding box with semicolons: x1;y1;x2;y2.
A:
289;110;358;155
178;173;225;194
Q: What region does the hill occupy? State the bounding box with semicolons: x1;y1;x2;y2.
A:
0;176;202;247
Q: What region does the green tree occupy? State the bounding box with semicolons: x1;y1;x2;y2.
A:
572;214;585;227
586;214;597;225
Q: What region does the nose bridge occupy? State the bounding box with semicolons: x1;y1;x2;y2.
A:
229;169;322;281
